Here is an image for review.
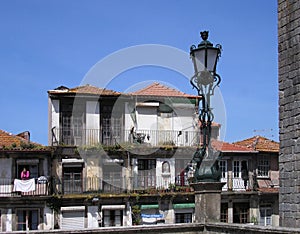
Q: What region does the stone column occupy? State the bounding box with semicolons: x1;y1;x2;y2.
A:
191;182;225;223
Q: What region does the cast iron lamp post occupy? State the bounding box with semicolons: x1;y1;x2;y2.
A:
190;31;222;182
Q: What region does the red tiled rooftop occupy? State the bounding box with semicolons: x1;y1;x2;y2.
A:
0;130;30;148
234;136;279;153
48;84;121;96
130;82;199;99
0;130;46;151
211;140;256;153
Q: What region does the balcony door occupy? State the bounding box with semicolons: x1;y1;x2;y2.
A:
137;159;156;189
63;166;83;194
17;209;38;231
232;160;248;190
62;115;84;145
219;160;227;190
60;100;84;146
101;117;121;145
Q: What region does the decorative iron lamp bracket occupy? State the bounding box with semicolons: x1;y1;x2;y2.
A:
189;31;222;183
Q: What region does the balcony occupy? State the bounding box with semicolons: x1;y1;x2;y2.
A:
221;173;257;192
0;179;49;197
51;175;192;195
51;128;200;147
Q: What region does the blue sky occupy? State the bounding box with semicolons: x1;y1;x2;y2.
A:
0;1;278;145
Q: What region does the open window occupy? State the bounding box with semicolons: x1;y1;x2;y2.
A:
16;159;39;180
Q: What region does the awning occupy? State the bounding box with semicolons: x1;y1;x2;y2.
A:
101;205;125;210
173;203;195;209
141;204;159;210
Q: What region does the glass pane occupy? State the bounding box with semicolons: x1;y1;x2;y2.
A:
30;210;38;230
17;210;26;231
193;49;205;73
206;48;218;72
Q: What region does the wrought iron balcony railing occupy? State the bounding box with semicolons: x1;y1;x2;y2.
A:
0;179;49;197
51;128;200;147
51;172;258;195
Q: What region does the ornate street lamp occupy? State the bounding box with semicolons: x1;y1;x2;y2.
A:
190;31;222;182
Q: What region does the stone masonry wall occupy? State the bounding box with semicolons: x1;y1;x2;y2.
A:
278;0;300;228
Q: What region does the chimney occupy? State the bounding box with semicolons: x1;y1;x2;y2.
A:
17;131;30;143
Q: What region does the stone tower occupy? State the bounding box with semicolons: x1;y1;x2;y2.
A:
278;0;300;227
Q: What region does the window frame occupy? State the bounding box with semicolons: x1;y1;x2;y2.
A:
219;160;227;179
259;206;272;226
257;158;270;178
16;209;39;231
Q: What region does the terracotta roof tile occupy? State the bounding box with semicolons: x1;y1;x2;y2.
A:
0;130;29;147
211;140;256;153
0;130;45;150
130;82;199;98
234;136;279;153
48;84;121;96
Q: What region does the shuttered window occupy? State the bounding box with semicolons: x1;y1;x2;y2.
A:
61;207;85;230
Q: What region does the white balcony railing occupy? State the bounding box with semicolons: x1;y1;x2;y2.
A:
51;128;200;147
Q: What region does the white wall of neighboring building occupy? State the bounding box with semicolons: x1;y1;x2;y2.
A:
156;158;175;189
136;105;158;131
48;98;60;145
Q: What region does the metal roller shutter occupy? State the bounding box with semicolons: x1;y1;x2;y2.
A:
61;210;85;230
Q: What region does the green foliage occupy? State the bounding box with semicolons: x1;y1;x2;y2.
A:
132;205;142;225
47;196;62;212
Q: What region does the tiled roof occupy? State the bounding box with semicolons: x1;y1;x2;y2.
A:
234;136;279;153
211;140;256;153
130;82;199;98
0;130;45;151
0;130;30;148
48;84;121;96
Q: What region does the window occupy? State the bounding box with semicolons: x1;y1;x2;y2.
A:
219;160;227;179
102;118;111;140
61;115;83;145
137;159;156;188
103;210;123;227
60;99;85;145
175;213;192;223
63;166;82;194
260;206;272;226
103;165;122;193
102;117;121;145
138;159;156;170
233;203;249;224
233;161;240;178
220;203;228;223
175;159;190;186
258;159;270;177
233;160;248;179
16;160;39;179
17;209;38;231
